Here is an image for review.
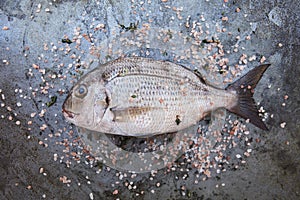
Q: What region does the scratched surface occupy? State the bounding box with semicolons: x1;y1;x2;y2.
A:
0;0;299;199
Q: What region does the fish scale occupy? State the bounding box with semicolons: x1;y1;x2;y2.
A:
106;74;226;135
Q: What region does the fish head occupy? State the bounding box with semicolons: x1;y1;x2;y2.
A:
62;76;109;129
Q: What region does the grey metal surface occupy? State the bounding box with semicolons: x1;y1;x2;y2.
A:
0;0;299;199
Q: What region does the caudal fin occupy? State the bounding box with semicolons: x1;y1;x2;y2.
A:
226;64;270;130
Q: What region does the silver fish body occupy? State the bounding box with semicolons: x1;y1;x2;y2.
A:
63;57;269;136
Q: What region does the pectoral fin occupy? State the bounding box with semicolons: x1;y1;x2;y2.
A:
109;106;166;135
110;106;159;122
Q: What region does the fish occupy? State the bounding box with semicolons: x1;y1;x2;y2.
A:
62;57;270;136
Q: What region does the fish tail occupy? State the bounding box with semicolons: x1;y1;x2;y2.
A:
225;64;271;130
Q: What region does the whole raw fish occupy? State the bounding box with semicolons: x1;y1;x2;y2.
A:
63;57;269;136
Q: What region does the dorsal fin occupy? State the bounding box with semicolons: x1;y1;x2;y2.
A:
193;69;207;85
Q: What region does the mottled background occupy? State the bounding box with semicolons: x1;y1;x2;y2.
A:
0;0;299;199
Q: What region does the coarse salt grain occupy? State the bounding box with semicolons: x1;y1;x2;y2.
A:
89;193;94;200
248;55;256;61
32;64;39;69
280;122;286;128
40;124;47;130
54;153;58;161
221;16;228;21
244;152;250;157
39;109;46;117
60;176;71;184
113;190;118;195
260;56;266;63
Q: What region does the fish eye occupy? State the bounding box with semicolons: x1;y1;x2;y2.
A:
75;84;88;98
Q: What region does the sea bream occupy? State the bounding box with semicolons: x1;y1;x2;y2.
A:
63;57;270;136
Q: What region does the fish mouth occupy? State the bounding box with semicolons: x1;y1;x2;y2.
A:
62;92;79;119
62;108;78;119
